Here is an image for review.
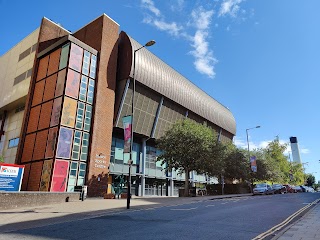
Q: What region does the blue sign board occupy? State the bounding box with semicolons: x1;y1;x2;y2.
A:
0;163;24;191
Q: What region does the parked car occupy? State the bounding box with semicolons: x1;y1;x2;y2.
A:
253;183;274;195
293;186;303;192
283;184;297;193
272;184;287;194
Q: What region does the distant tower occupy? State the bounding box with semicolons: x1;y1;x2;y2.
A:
290;137;302;164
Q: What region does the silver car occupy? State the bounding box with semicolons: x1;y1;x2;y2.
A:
253;183;274;195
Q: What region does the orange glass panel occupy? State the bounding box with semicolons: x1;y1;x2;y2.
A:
38;101;53;130
47;48;61;76
36;55;49;81
32;80;45;106
61;97;77;128
43;73;57;102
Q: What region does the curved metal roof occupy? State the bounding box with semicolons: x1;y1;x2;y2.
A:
118;32;236;135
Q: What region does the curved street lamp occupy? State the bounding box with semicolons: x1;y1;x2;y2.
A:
246;125;261;193
127;40;156;209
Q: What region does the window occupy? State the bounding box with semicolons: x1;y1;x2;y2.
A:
72;131;82;160
8;138;19;148
75;102;85;130
67;161;78;192
79;75;88;102
82;51;90;76
87;79;95;104
84;105;92;132
80;132;89;161
89;55;96;79
77;163;86;185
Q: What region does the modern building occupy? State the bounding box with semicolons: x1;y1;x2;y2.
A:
0;14;236;197
290;137;302;164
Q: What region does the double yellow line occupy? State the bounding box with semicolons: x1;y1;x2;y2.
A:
252;198;320;240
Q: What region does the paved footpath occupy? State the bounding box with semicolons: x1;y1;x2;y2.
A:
274;204;320;240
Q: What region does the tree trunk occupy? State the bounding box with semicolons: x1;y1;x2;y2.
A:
184;169;190;197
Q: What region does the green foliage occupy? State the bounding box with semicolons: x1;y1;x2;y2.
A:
306;173;316;187
157;119;216;196
0;155;4;163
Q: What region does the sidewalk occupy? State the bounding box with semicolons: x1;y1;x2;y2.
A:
274;204;320;240
0;193;251;233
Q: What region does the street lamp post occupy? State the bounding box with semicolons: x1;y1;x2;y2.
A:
127;40;156;209
246;126;260;193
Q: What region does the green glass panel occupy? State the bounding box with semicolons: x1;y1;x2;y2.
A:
59;43;70;70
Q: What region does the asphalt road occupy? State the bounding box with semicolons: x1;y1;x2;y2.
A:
1;193;319;240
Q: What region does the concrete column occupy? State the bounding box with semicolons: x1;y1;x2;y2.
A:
140;138;147;196
170;177;174;196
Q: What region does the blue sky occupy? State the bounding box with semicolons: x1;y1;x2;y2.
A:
1;0;320;181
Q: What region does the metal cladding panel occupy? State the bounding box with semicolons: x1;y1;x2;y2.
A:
120;32;236;135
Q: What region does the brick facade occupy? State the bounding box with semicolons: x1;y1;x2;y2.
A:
73;15;119;197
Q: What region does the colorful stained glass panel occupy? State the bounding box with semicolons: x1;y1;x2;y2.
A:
69;43;83;72
56;127;73;159
65;69;80;98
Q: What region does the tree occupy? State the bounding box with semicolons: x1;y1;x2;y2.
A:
221;144;248;181
306;173;316;187
0;155;4;163
157;119;215;196
261;137;291;183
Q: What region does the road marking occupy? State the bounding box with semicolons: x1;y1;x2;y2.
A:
252;198;320;240
171;207;198;211
205;205;215;207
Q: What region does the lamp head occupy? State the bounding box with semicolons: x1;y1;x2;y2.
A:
145;40;156;47
256;126;261;128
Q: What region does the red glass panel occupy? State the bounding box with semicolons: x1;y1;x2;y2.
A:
51;159;69;192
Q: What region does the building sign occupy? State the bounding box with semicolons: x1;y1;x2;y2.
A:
122;115;132;153
250;156;257;172
0;163;24;191
94;153;108;169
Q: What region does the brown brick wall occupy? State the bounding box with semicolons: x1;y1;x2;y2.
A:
21;133;36;163
73;15;119;196
27;161;44;191
21;163;31;191
38;100;53;130
43;73;57;102
27;105;41;133
16;18;69;195
32;80;45;107
33;130;49;160
47;48;61;76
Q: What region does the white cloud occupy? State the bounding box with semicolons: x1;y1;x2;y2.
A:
189;7;216;78
153;20;182;36
219;0;244;17
300;148;310;154
140;1;249;79
170;0;185;12
141;0;161;17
